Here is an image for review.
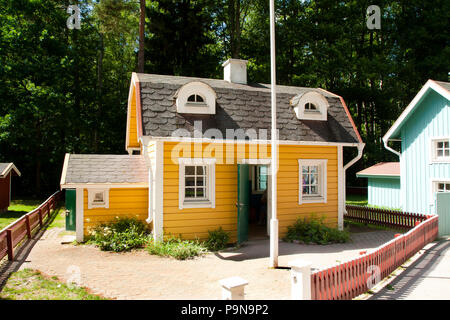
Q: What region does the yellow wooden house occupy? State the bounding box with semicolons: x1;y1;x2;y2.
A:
60;59;364;243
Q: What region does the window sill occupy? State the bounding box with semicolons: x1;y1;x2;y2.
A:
299;196;326;204
180;200;214;209
430;159;450;164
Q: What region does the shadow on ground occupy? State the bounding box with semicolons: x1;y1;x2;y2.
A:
215;229;397;262
369;239;450;300
0;206;63;292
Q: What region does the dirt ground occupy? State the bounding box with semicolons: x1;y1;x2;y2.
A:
7;227;397;300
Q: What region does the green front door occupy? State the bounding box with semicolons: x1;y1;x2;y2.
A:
65;189;76;231
237;164;250;244
436;192;450;236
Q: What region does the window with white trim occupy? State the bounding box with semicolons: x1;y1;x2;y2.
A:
179;158;215;209
298;159;327;204
437;182;450;193
431;138;450;162
87;189;109;209
252;165;268;193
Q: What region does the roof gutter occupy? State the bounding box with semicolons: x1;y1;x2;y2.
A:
344;143;365;171
383;138;401;158
140;137;153;225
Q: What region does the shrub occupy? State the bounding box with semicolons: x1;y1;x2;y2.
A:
284;216;350;245
146;237;207;260
205;227;230;251
89;217;150;252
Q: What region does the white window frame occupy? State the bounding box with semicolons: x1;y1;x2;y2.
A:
178;158;216;209
87;188;109;209
291;91;329;121
430;178;450;205
430;137;450;163
252;165;268;193
298;159;327;204
176;81;216;114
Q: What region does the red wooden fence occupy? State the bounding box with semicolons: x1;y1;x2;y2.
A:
311;215;439;300
345;205;427;230
0;191;63;262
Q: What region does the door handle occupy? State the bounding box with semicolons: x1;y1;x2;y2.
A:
65;210;70;217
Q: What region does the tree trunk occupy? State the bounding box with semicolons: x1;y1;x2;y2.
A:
138;0;145;72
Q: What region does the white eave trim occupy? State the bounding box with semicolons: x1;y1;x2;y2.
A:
383;80;450;143
61;183;149;189
0;163;21;178
141;135;362;147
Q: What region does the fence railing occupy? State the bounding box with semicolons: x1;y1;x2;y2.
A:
0;191;63;262
345;205;427;230
310;215;439;300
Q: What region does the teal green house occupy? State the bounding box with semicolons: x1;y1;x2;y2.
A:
359;80;450;214
356;162;400;209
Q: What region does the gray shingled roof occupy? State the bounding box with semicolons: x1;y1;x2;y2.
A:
62;155;148;185
0;163;10;175
136;73;360;143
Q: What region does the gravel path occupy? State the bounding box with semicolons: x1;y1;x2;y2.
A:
10;227;397;300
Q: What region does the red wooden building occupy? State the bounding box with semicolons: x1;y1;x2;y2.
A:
0;163;21;212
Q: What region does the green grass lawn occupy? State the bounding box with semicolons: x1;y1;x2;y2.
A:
346;194;368;206
0;269;107;300
0;199;43;230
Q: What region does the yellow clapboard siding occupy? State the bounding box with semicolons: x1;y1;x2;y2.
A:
162;142;339;241
83;188;148;236
164;212;237;221
127;84;140;148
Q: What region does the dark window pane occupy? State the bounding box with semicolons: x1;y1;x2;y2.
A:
185;166;195;175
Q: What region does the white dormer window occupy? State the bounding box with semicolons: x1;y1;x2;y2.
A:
187;94;205;104
176;81;216;114
291;91;329;121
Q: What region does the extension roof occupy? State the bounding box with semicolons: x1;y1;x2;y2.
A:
60;154;148;187
356;162;400;178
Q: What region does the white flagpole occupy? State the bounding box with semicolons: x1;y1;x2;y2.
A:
269;0;278;268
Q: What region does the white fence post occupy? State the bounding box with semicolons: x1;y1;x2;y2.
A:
219;276;248;300
289;260;312;300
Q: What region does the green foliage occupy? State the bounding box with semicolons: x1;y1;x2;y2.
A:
205;227;230;251
0;0;448;197
284;216;350;245
89;217;150;252
0;268;106;300
146;237;207;260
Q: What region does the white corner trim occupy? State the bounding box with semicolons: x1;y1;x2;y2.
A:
76;188;84;242
337;146;344;230
178;157;216;210
298;159;328;205
153;141;164;241
87;188;110;209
